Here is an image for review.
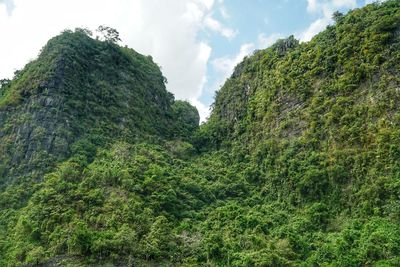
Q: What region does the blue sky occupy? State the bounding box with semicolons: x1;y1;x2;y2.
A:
0;0;378;121
198;0;375;108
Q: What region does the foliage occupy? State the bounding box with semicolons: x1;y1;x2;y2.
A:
1;1;400;266
171;100;200;141
96;25;121;43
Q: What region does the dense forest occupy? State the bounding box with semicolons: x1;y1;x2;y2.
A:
1;1;400;266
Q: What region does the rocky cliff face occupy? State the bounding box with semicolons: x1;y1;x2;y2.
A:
1;2;400;266
0;58;71;184
206;1;400;150
0;30;197;186
198;0;400;211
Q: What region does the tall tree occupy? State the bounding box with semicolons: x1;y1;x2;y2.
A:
96;25;121;43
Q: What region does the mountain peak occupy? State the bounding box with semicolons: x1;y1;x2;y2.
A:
0;28;198;185
1;1;400;266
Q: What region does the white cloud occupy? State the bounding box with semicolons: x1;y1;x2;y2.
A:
301;0;357;42
299;16;331;42
219;6;229;19
307;0;319;13
212;43;254;75
209;43;254;107
197;0;215;10
332;0;356;8
0;0;235;122
204;15;237;39
190;98;211;123
258;33;284;48
0;0;14;15
307;0;356;13
123;0;213;122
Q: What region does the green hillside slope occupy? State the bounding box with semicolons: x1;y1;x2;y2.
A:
1;1;400;266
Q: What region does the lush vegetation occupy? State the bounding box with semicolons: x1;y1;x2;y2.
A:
1;1;400;266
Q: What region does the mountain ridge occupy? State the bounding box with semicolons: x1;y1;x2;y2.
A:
1;1;400;266
0;29;198;188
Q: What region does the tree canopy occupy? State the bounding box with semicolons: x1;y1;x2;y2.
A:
96;25;121;43
1;1;400;266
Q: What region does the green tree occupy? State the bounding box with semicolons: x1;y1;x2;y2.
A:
96;25;121;43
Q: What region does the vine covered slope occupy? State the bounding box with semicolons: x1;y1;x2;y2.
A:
1;1;400;266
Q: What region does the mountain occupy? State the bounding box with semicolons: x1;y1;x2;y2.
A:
1;1;400;266
0;29;198;186
202;0;400;211
0;29;199;266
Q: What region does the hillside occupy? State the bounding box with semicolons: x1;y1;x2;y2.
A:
201;0;400;216
1;1;400;266
0;29;198;186
0;29;199;266
192;1;400;265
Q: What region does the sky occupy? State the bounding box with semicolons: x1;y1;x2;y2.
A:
0;0;379;121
